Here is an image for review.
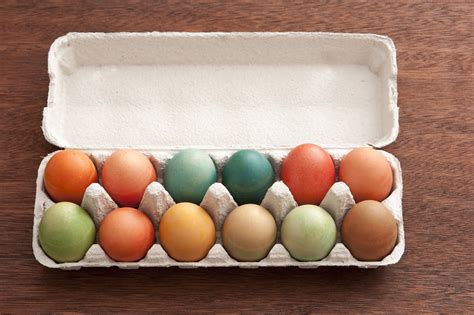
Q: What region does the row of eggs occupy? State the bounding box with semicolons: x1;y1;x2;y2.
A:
39;144;397;264
40;200;397;264
43;144;394;208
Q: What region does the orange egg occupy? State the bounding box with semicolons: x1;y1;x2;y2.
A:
339;147;393;202
44;150;98;204
99;207;155;262
159;202;216;262
101;149;157;207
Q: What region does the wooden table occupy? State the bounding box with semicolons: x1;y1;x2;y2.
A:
1;1;472;312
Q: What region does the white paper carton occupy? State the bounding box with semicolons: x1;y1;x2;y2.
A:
34;32;403;269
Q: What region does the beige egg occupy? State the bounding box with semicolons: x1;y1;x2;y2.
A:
222;204;277;262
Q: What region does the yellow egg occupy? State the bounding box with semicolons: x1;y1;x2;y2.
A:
222;204;277;262
159;202;215;262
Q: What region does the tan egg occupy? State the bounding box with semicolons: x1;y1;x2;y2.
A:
222;204;277;262
342;200;398;261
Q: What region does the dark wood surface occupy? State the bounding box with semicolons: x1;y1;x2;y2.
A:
1;1;473;313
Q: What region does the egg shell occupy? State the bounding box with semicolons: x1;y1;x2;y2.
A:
39;202;96;263
164;149;217;204
43;150;98;204
159;202;216;262
341;200;398;261
339;147;393;202
281;205;337;261
101;149;157;207
222;204;277;262
222;150;275;205
281;143;336;205
99;207;155;262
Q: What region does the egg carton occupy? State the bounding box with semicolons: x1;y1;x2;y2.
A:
35;32;403;268
33;148;404;269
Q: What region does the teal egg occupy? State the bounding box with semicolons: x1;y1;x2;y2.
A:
281;205;336;261
39;202;96;263
164;149;217;204
222;150;275;205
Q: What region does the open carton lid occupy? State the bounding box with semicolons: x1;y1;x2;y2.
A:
43;32;398;150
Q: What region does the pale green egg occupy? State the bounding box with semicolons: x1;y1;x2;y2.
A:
281;205;336;261
39;202;96;263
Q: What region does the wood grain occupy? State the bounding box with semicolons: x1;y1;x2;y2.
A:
0;0;473;313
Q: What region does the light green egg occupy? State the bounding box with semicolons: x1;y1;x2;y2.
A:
164;149;217;204
281;205;336;261
39;202;96;263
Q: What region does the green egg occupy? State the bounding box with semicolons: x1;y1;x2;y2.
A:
39;202;96;263
281;205;336;261
164;149;217;204
222;150;275;205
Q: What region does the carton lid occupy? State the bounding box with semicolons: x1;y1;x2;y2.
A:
43;32;398;150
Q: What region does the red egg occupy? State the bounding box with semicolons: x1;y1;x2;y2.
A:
99;207;155;262
339;147;393;202
281;144;336;205
101;149;157;207
44;150;98;204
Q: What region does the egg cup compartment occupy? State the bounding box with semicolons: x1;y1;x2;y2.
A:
33;148;404;269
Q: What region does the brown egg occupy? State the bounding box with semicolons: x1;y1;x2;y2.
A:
341;200;398;261
339;147;393;202
222;204;276;262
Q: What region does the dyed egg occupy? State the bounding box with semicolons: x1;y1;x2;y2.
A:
222;204;277;262
281;205;336;261
44;150;98;204
339;147;393;202
159;202;215;262
222;150;275;205
101;149;157;207
341;200;397;261
39;202;96;262
281;144;335;205
99;207;155;262
164;149;217;204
